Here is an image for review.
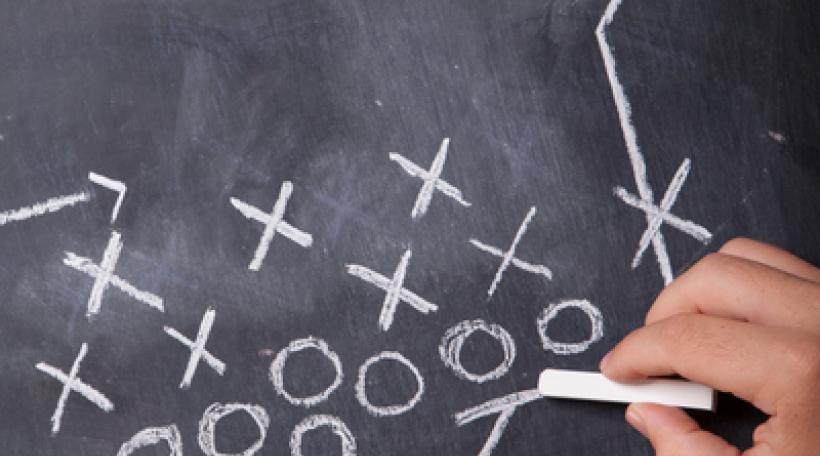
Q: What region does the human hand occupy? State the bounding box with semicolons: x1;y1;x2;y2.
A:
600;238;820;455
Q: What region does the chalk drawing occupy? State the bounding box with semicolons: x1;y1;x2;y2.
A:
290;414;357;456
88;172;126;224
117;424;183;456
389;138;471;219
439;319;516;383
230;181;313;271
163;308;226;389
614;158;712;272
596;0;711;285
35;343;114;436
63;230;164;319
469;206;552;297
269;336;343;408
0;192;89;227
346;250;438;331
198;402;270;456
355;351;424;417
537;299;604;355
455;389;542;456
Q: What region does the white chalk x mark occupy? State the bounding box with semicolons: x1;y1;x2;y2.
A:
355;351;424;417
389;137;471;219
346;250;438;331
230;181;313;271
63;230;164;319
164;307;226;389
0;192;89;227
290;414;357;456
88;172;127;224
455;389;542;456
35;343;114;435
614;158;712;274
269;336;343;408
469;206;552;297
117;424;183;456
439;319;516;383
596;0;711;286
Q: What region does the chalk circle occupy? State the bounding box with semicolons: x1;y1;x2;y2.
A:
355;351;424;417
270;336;344;408
439;319;516;383
117;424;183;456
290;414;357;456
198;402;270;456
537;299;604;355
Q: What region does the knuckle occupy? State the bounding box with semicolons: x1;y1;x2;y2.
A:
790;340;820;386
659;314;701;348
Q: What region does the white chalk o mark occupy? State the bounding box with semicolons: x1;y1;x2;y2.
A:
439;319;516;383
355;351;424;417
596;0;711;286
389;137;471;219
63;230;164;319
290;414;357;456
164;308;226;389
269;336;343;408
198;402;270;456
88;172;127;224
469;206;552;298
537;299;604;355
117;424;183;456
455;389;542;456
230;181;313;271
346;250;438;332
0;192;90;227
35;343;114;435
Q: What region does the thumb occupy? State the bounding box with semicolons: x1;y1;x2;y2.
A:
626;403;739;456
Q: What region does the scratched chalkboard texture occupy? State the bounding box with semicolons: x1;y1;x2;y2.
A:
1;0;818;454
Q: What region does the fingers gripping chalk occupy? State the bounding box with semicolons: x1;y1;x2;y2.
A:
537;369;715;411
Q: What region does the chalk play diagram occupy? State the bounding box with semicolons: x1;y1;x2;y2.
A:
1;2;718;455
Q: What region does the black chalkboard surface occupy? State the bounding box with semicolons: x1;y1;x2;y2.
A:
1;0;818;454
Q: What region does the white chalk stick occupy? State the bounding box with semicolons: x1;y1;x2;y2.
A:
538;369;715;411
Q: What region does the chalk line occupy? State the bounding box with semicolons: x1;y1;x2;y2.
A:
596;0;711;285
537;299;604;355
290;414;357;456
35;343;114;435
389;137;471;219
117;424;183;456
355;351;425;417
596;0;651;201
469;206;552;298
0;192;89;227
230;181;313;271
164;308;225;389
198;402;270;456
455;389;542;456
269;336;343;408
63;231;164;318
439;319;516;384
346;250;438;331
88;172;126;224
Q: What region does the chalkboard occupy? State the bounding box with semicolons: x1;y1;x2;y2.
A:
1;0;818;454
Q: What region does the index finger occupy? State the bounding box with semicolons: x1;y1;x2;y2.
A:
600;313;819;414
645;252;820;337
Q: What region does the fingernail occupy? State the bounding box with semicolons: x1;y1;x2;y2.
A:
626;405;648;437
599;351;613;372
